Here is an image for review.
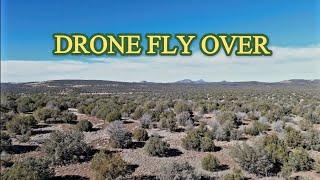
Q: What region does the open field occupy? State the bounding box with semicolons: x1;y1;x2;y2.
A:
1;79;320;179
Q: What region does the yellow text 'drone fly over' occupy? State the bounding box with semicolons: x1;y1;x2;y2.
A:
53;33;272;56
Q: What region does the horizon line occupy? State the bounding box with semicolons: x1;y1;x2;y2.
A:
1;78;319;84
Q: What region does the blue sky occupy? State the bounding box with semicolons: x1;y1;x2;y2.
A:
1;0;320;82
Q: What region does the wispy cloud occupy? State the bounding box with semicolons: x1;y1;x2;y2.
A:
1;45;319;82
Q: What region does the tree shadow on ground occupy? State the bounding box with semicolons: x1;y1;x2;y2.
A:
205;164;229;174
132;175;157;180
241;121;250;125
214;146;222;152
1;161;14;168
174;127;185;132
238;136;248;141
131;141;145;149
193;122;200;127
123;120;135;124
127;164;139;175
33;124;50;128
50;175;89;180
217;164;229;171
11;144;38;154
79;148;100;163
48;120;78;125
31;129;53;135
165;148;183;157
90;127;101;132
150;134;164;139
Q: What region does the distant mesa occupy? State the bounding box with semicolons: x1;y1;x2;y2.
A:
280;79;320;84
175;79;206;84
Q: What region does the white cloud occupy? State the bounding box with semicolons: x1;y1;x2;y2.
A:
1;46;320;82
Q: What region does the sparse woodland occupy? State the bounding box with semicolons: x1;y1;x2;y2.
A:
1;80;320;179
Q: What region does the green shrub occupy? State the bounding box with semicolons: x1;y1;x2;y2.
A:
182;130;202;151
239;134;291;177
16;96;35;113
230;129;242;140
223;168;245;180
131;107;144;120
76;120;93;132
1;94;17;112
315;158;320;173
182;127;215;152
201;154;220;172
78;103;94;115
106;111;122;122
303;111;320;124
303;129;320;151
198;104;209;115
262;134;289;164
176;111;193;126
280;162;294;178
174;101;190;114
42;131;90;165
0;112;15;130
217;111;239;127
287;147;313;171
159;110;177;131
245;121;269;136
144;136;169;157
158;162;199;180
214;125;230;141
299;118;313;131
91;151;127;180
33;108;57;122
93;105;109;119
160;117;177;132
200;137;215;152
59;111;77;123
107;121;132;148
143;101;156;109
230;143;278;176
266;107;286;122
2;157;54;180
6;115;37;135
0;132;12;152
284;126;303;148
132;128;148;141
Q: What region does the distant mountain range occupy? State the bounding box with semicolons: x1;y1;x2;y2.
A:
279;79;320;85
174;79;320;85
2;79;320;86
175;79;207;84
1;79;319;94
